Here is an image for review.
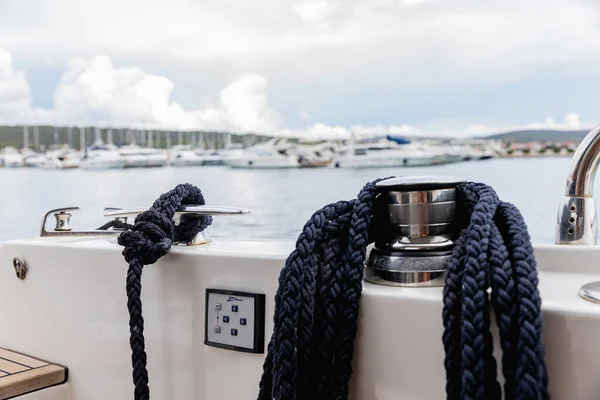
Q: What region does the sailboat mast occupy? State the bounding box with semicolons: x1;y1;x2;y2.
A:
33;126;39;151
79;127;85;150
23;126;29;149
67;126;73;148
53;126;59;147
94;127;102;144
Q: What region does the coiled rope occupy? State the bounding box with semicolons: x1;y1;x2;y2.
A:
258;180;549;400
117;180;548;400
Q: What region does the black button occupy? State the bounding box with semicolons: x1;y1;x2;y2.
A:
240;318;247;326
223;316;229;323
231;329;238;336
232;305;238;312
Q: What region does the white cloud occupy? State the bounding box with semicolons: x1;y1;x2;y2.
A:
277;122;424;140
2;0;600;69
0;49;29;116
463;113;589;137
350;124;422;136
280;114;593;140
2;1;600;137
0;49;594;141
400;0;437;6
565;112;583;129
293;1;341;24
2;52;280;131
218;74;281;132
279;123;350;139
0;49;50;124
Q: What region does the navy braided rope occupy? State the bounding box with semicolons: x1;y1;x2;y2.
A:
443;182;549;400
117;183;212;400
113;180;548;400
258;179;384;400
260;180;549;400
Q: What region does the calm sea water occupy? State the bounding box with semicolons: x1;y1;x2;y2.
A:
0;157;579;244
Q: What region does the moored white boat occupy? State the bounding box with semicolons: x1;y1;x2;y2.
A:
80;143;126;170
333;137;439;168
39;148;81;170
472;146;497;160
222;138;300;169
449;140;500;161
21;148;45;168
119;145;168;168
169;145;223;166
424;143;465;165
0;147;24;168
295;140;336;168
217;143;244;160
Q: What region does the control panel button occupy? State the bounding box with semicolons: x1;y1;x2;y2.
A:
214;326;221;334
231;329;238;336
223;316;229;323
215;303;222;311
240;318;247;326
231;305;239;312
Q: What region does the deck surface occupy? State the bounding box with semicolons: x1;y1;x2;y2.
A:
0;348;67;399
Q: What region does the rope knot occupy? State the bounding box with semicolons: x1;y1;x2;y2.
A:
118;209;174;265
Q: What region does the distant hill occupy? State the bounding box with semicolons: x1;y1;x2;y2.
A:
485;129;589;143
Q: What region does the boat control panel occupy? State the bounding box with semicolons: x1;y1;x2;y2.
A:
204;289;265;353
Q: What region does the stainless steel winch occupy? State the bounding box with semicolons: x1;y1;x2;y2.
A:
364;175;466;287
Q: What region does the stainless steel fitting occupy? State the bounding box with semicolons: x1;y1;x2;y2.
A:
364;175;466;287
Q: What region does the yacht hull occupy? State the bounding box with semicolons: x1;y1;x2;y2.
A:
120;146;168;168
224;157;299;169
81;160;126;170
0;238;597;399
1;156;24;168
171;152;223;167
334;155;438;168
122;155;167;168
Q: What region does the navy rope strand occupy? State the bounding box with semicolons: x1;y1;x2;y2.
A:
118;183;212;400
97;219;134;231
260;180;548;400
442;182;549;400
114;180;548;400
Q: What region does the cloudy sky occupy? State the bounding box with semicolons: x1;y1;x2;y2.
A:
1;0;599;137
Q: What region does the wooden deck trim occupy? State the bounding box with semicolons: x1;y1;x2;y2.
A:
0;348;67;399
